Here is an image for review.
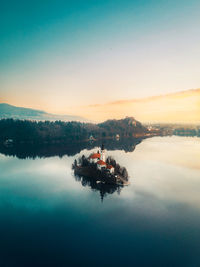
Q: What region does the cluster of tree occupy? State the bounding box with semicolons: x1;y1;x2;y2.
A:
73;155;90;168
0;117;148;144
106;156;128;181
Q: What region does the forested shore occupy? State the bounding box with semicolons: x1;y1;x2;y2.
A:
0;117;149;144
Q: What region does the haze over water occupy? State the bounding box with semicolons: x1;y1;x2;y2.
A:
0;136;200;266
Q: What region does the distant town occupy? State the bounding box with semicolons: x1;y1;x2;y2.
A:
145;123;200;137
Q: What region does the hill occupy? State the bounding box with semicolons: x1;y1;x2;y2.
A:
98;117;147;137
0;103;86;122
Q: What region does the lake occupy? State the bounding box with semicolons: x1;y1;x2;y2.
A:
0;136;200;267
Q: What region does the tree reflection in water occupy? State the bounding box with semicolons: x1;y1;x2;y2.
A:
74;173;122;201
0;137;142;159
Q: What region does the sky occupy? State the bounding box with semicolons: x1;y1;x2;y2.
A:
0;0;200;120
78;89;200;123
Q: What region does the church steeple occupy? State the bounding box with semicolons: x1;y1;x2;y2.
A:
101;144;104;151
100;144;105;162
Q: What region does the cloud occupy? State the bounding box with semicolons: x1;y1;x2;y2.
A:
75;88;200;123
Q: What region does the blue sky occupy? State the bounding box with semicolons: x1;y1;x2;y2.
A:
0;0;200;113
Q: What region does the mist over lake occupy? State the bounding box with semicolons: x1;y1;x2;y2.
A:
0;136;200;266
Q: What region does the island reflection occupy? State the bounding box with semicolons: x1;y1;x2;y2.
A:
74;173;122;201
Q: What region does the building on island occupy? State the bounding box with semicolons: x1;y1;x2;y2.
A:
100;144;105;162
97;160;107;170
106;164;114;174
89;144;114;173
89;153;101;163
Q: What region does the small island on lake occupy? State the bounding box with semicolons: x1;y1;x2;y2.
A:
72;144;129;186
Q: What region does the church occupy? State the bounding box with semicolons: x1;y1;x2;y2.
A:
88;144;114;174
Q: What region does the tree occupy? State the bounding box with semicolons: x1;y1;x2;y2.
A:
122;168;128;180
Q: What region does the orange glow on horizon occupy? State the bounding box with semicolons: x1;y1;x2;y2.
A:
1;89;200;123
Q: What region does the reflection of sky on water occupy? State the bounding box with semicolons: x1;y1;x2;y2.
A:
0;136;200;211
0;137;200;266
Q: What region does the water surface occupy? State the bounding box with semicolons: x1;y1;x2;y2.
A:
0;136;200;266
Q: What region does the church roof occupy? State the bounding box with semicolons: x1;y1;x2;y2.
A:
106;164;114;169
89;153;100;159
97;160;106;166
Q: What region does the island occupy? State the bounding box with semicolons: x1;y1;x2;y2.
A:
72;144;129;186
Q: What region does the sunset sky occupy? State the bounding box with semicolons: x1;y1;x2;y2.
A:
79;89;200;123
0;0;200;122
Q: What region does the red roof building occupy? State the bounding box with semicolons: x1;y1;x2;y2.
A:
106;164;113;169
89;153;101;159
97;160;107;166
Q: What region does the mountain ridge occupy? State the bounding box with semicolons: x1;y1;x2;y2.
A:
0;103;87;122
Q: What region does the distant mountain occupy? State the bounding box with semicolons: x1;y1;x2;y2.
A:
0;103;87;122
98;117;147;136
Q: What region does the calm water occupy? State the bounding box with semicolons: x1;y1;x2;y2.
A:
0;136;200;267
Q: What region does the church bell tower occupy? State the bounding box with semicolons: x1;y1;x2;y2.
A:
100;144;105;162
